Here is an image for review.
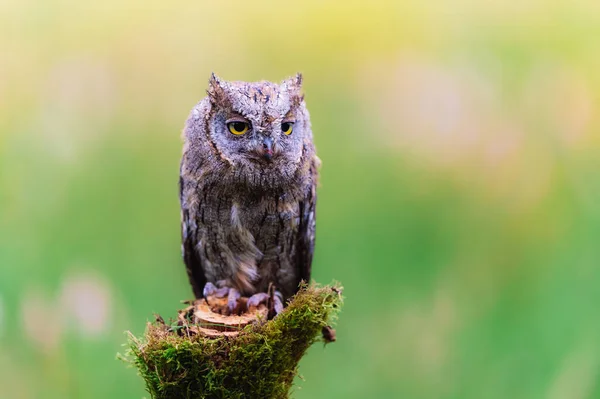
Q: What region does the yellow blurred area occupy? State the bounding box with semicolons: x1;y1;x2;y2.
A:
1;1;600;398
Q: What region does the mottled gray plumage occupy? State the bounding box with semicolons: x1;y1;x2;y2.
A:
179;73;319;303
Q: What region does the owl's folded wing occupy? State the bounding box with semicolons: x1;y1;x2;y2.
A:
295;164;318;288
180;177;207;299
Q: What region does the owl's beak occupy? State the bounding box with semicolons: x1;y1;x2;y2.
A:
262;137;274;161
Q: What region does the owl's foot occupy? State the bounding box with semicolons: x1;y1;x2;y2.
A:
202;282;229;298
202;282;244;315
247;290;284;316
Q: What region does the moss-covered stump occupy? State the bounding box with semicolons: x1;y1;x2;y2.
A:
125;284;342;399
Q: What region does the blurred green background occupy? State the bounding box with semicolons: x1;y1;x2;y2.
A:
2;1;600;398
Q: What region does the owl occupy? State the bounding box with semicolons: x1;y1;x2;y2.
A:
179;73;319;314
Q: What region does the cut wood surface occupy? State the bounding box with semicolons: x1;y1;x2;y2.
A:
176;295;269;337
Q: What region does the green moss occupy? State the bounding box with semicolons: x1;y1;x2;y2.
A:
123;284;343;399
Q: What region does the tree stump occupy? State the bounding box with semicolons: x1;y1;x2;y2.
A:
124;284;342;399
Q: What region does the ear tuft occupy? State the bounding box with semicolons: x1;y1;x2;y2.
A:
207;73;227;104
293;72;303;87
282;73;304;105
209;72;221;85
282;73;303;90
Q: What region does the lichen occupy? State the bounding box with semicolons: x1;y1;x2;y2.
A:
123;284;343;399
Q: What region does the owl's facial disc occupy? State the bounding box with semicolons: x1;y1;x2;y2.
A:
205;76;307;174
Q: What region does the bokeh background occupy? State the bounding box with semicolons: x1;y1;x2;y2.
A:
2;1;600;398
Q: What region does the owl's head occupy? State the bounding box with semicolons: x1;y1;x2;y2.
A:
188;74;312;180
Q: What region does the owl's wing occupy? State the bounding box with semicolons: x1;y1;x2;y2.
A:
180;176;207;299
295;164;318;288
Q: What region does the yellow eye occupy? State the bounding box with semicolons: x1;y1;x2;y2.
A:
281;122;293;135
227;121;249;135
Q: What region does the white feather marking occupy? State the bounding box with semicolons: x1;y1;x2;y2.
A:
231;202;242;230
